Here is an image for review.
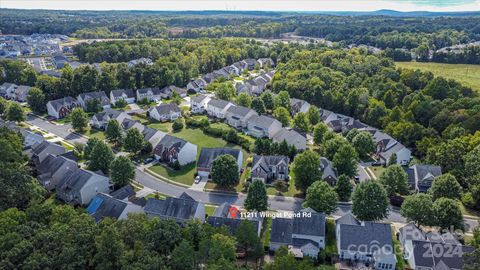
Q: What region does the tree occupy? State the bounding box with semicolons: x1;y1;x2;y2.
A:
172;118;184;131
105;119;123;145
292;150;322;193
86;98;102;113
379;165;409;196
345;128;360;142
260;91;275;111
433;198;464;230
313;123;329;145
236;220;261;264
333;144;359;177
26;87;46;113
273;106;291;127
465;145;480;181
254;138;272;155
110;156;135;187
114;98;128;109
124;128;145;154
251;98;266;114
429;173;462;201
292;112;310;133
400;193;435;227
210;155;239;186
88;141;114;174
0;97;6;115
207;233;236;262
93;225;125;270
236;92;252;107
275;91;290;110
324;136;348;160
307;105;320;125
388;153;397;166
352;180;389;221
336;175;354;202
245;180;268;212
171;240;195;270
4;102;25;122
70;107;88;132
84;137;101;160
304;181;338;214
351;131;375;158
214;83;235;101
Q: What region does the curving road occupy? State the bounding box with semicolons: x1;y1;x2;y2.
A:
26;114;478;232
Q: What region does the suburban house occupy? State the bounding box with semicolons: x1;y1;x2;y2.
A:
290;98;311;116
20;129;45;148
206;98;234;119
148;103;181;122
336;213;397;269
87;192;144;223
399;223;475;270
11;85;31;102
27;140;66;165
190;94;211;114
373;130;411;165
0;82;17;98
197;148;243;178
121;118;145;133
161;85;187;98
320;157;338;186
225;105;258;129
270;209;326;259
404;164;443;193
250;155;289;183
187;78;207;93
142;127;166;148
246;115;282;138
320;109;338;124
136;87;163;102
243;58;258;70
90;108;131;130
143;192;205;224
272;128;307;151
109;89;135;105
207;202;262;236
257;58;275;68
231;61;247;75
77;91;111;110
46;96;81;119
127;57;153;68
56;169;112;206
153;134;198;165
36;154;78;190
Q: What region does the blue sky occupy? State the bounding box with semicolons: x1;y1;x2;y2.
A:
1;0;479;12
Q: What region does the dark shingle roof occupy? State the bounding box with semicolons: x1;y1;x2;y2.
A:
111;89;134;98
207;98;231;109
227;105;255;118
88;193;127;222
197;148;241;169
271;212;326;246
78;91;110;106
144;197;201;221
338;221;393;252
270;218;293;244
150;103;181;115
111;185;135;200
335;213;360;226
48;96;78;111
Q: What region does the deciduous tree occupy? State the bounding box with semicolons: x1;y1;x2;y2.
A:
245;180;268;211
352;180;389;221
292;150;322;193
211;154;239;186
304;181;338;214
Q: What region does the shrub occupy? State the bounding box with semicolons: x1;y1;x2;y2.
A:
172;118;184;131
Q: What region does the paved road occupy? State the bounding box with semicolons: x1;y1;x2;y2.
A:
26;115;479;232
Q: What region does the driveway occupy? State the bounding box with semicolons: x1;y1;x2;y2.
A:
26;114;87;145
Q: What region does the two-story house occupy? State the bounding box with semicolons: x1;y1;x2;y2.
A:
250;155;289;183
90;109;131;130
148;103;181;122
190;94;211;114
46;96;81;119
206;98;234;119
144;192;205;225
110;89;135;105
56;169;112;206
225;105;258;129
77;91;111;110
246;115;282;139
197;148;243;178
153;134;198;166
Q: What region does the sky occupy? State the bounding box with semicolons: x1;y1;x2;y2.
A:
1;0;479;12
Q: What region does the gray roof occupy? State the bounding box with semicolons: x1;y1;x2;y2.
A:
78;91;110;106
338;221;393;252
207;98;231;110
32;141;65;156
191;94;208;103
110;89;134;98
197;148;241;169
154;134;188;154
273;128;306;148
270;218;293;243
142;127;161;141
144;197;202;221
121;118;143;130
271;212;326;246
57;169;95;193
111;185;136;200
249;115;280;129
150;103;181;115
93;108;123;122
227;105;256;118
251;155;289;178
47;96;79;111
90;193;128;222
37;154;77;175
320;157;337;180
212;202;231;218
412;240;475;269
335;212;360;226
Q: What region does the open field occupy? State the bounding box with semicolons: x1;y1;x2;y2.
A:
395;62;480;93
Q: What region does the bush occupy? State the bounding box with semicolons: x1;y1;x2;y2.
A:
171;160;181;170
114;99;128;108
462;192;476;209
185;117;209;128
172;118;184;131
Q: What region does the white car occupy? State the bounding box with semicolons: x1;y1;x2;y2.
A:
194;176;201;184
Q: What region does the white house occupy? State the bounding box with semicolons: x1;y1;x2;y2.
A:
290;98;311;116
190;94;211;114
206;98;234;119
46;96;81;119
110;89;135;105
56;169;112;206
187;78;207;93
373;130;411;165
136;87;163;102
246;115;282;139
196;148;243;178
0;82;17;98
77;91;111;110
148;103;182;122
153;134;197;166
225;105;258;129
90;109;131;130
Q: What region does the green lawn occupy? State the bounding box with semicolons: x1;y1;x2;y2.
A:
144;192;169;200
370;166;386;178
395;62;480;93
392;231;408;270
82;128;106;140
205;205;217;216
325;219;337;257
261;217;272;249
149;163;197;186
266;171;303;197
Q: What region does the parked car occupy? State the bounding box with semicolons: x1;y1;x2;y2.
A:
371;161;382;166
354;175;360;183
194;176;201;184
143;157;154;165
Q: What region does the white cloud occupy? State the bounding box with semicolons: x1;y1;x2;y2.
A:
1;0;479;12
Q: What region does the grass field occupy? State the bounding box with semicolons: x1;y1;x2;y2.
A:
395;62;480;93
149;163;197;186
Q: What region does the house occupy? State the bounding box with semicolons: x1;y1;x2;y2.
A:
0;82;17;97
243;58;258;70
290;98;311;116
404;164;442;193
206;98;234;119
35;154;78;190
272;128;307;151
197;148;243;178
12;85;31;102
246;115;282;139
27;141;66;165
19;129;45;148
164;85;187;97
90;109;131;130
320;157;338;186
87;193;144;222
143;192;205;224
270;209;326;259
153;134;197;165
46;96;80;119
231;61;247;75
399;223;475;270
207;203;262;236
136;87;163;102
77;91;111;110
110;89;135;105
56;169;112;206
336;213;397;269
373;130;411;165
187;78;207;93
257;58;275;68
52;53;68;69
250;155;289;183
121;118;145;133
202;72;223;84
148;103;181;122
142;127;166;148
127;57;153;68
225;105;258;129
190;94;211;114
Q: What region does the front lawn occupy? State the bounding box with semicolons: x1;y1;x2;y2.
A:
370;166;386;178
266;172;303;197
148;163;196;186
205;205;217;216
82;128;106;140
